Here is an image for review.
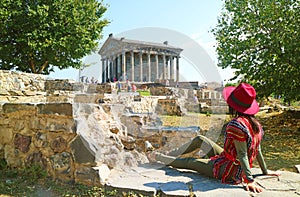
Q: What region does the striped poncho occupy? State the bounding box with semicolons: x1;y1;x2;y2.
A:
211;116;263;184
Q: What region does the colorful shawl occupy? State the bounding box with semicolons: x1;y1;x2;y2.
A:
211;116;263;184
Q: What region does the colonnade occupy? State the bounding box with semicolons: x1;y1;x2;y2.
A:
101;51;180;83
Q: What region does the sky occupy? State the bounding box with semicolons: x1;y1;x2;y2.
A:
48;0;234;83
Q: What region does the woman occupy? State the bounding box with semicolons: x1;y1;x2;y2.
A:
148;83;278;193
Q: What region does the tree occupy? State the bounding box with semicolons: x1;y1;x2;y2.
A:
0;0;109;74
212;0;300;101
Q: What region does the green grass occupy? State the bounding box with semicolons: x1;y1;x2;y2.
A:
137;90;151;96
0;162;120;197
0;161;157;196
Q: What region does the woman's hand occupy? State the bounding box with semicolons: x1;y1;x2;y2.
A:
245;181;264;193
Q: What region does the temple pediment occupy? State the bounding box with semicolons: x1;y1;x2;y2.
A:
99;35;183;59
99;38;122;58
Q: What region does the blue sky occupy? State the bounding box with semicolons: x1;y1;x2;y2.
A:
49;0;234;83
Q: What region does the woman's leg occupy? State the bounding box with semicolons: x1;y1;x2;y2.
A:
168;135;223;158
155;153;215;178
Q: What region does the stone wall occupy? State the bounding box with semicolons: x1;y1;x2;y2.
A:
0;70;113;104
0;70;46;103
0;70;146;185
0;103;82;182
149;86;228;114
0;70;229;186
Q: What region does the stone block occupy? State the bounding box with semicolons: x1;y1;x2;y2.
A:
95;84;113;94
0;127;13;144
70;135;95;164
27;116;39;130
14;133;31;153
34;132;48;148
156;99;183;116
75;165;101;186
45;80;75;91
3;103;36;113
0;145;4;158
150;87;173;96
50;152;72;172
4;144;23;168
0;90;10;96
0;118;10;126
8;90;24;96
22;90;37;96
0;96;9;102
185;103;201;113
13;119;25;131
50;136;67;153
37;117;75;132
74;94;103;104
26;151;47;168
37;103;72;116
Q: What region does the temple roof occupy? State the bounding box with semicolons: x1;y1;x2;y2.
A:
98;34;183;59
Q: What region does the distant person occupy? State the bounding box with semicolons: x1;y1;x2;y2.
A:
131;83;137;92
117;81;121;92
126;79;131;92
80;76;85;83
166;79;169;87
193;94;198;103
148;83;279;193
91;77;95;83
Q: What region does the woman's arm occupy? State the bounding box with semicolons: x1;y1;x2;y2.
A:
234;140;254;182
257;145;268;175
234;140;264;193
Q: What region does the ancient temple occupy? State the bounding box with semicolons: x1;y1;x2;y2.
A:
98;34;183;83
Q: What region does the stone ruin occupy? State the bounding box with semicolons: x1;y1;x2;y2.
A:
0;70;228;186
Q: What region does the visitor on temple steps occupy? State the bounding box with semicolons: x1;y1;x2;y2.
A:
147;83;280;193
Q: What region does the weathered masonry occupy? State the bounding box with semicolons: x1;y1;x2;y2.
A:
98;34;183;83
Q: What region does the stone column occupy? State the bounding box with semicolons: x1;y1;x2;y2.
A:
122;51;126;81
166;56;169;80
170;56;174;80
113;56;117;81
176;56;179;82
130;51;134;81
105;58;109;82
110;57;115;81
118;54;121;80
147;53;151;82
101;59;105;83
163;54;166;80
155;54;159;81
139;52;143;82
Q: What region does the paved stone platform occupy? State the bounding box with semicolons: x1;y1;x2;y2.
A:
105;163;300;197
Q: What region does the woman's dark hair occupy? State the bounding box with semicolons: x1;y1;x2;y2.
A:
236;111;260;134
229;107;260;133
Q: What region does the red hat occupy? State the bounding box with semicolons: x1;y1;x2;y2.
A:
223;83;259;115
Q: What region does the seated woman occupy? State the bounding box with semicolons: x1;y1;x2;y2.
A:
148;83;279;193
